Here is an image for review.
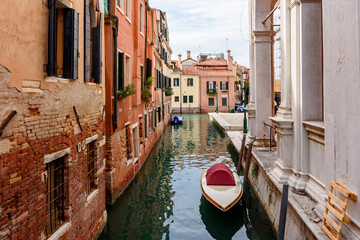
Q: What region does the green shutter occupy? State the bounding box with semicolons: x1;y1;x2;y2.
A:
141;66;144;89
63;9;79;79
92;14;102;83
207;81;209;89
84;0;90;82
47;0;56;76
226;82;228;90
118;52;124;90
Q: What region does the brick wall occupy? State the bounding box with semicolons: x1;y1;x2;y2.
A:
0;65;106;240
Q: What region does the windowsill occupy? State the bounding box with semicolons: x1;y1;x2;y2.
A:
85;82;102;86
140;32;144;37
133;158;139;164
47;222;71;240
126;159;132;166
116;6;124;15
45;76;71;84
85;189;99;207
125;16;131;24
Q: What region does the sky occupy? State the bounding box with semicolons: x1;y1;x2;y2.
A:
149;0;250;67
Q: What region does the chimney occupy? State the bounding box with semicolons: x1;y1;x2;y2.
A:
197;56;199;62
227;50;233;70
178;53;182;63
187;50;191;59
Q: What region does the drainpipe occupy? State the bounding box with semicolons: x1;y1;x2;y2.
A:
107;1;119;132
144;3;148;87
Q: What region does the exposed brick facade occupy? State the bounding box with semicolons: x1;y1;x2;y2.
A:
0;65;106;239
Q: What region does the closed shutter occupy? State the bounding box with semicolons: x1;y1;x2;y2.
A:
220;81;223;90
146;58;152;80
207;81;209;89
154;108;157;127
92;14;102;83
213;81;216;89
226;82;228;90
47;0;56;76
169;77;171;87
84;0;90;82
118;51;124;90
144;114;147;138
63;9;79;79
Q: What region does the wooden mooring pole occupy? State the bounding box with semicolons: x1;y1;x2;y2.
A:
237;134;247;173
243;140;254;186
277;184;289;240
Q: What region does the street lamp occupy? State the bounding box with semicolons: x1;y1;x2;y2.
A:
215;83;218;113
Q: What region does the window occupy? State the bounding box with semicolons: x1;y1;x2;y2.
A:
132;127;139;159
144;114;148;138
125;55;131;86
189;96;193;103
84;1;102;83
175;96;179;102
158;107;161;123
117;51;124;90
140;3;144;33
222;98;227;106
87;141;96;194
138;116;143;145
208;81;214;89
126;0;131;19
117;0;123;11
208;98;214;106
126;124;131;159
46;157;65;237
187;78;193;86
221;82;228;90
47;2;79;79
174;78;179;86
183;96;188;103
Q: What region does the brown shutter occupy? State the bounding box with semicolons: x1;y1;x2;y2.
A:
63;9;79;79
47;0;56;76
92;14;102;83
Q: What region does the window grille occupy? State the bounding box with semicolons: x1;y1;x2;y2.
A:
87;141;96;194
46;157;65;237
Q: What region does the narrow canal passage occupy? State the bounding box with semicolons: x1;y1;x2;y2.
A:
99;114;276;240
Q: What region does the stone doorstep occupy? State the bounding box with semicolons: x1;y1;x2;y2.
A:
226;130;330;240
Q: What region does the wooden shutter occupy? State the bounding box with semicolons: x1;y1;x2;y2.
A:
47;0;56;76
146;58;152;80
220;81;223;90
169;77;171;87
84;0;90;82
92;14;102;83
144;114;147;138
213;81;216;89
226;82;228;90
207;81;209;89
118;52;124;90
63;9;79;79
154;108;157;127
141;66;144;89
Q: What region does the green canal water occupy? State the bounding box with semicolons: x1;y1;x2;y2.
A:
99;114;276;240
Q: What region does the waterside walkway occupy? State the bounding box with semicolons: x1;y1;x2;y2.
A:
209;113;331;240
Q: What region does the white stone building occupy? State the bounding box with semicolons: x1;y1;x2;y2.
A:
247;0;360;239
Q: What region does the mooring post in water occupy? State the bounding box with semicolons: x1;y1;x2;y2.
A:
277;184;289;240
243;140;254;186
237;134;247;173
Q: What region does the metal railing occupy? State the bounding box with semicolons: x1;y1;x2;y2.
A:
264;122;277;151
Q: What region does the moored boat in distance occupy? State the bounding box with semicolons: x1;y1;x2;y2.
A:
201;163;243;212
171;116;183;125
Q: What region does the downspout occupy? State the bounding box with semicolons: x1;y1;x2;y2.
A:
107;1;119;132
144;3;148;82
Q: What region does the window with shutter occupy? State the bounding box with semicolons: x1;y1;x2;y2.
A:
84;0;90;82
63;9;79;79
92;14;102;83
141;66;144;89
47;0;56;76
189;96;193;103
118;52;124;90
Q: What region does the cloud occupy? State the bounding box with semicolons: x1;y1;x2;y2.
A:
149;0;250;67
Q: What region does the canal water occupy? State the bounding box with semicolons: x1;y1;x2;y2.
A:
99;114;276;240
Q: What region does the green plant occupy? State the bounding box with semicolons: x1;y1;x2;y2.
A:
207;89;217;96
117;84;136;99
145;76;153;88
251;163;259;177
141;88;152;105
164;87;173;96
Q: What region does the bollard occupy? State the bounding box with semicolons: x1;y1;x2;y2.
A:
237;134;247;173
277;184;289;240
243;110;247;133
243;141;253;186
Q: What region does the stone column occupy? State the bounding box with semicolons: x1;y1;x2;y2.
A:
290;0;323;191
269;0;294;185
276;0;292;119
247;0;273;146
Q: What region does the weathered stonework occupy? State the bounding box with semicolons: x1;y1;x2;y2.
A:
0;65;106;239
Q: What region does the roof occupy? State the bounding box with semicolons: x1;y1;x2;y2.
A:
181;65;233;77
195;58;228;67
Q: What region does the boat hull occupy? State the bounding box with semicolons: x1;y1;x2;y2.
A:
201;169;243;212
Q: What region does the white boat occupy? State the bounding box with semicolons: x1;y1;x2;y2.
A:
201;163;243;212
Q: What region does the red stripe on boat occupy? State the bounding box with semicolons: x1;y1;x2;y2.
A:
206;163;236;186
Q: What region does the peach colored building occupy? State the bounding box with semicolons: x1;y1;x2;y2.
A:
0;0;107;239
172;50;235;113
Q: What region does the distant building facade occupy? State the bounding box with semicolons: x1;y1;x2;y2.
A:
171;50;236;113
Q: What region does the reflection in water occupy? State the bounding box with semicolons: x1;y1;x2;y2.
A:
99;114;276;240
